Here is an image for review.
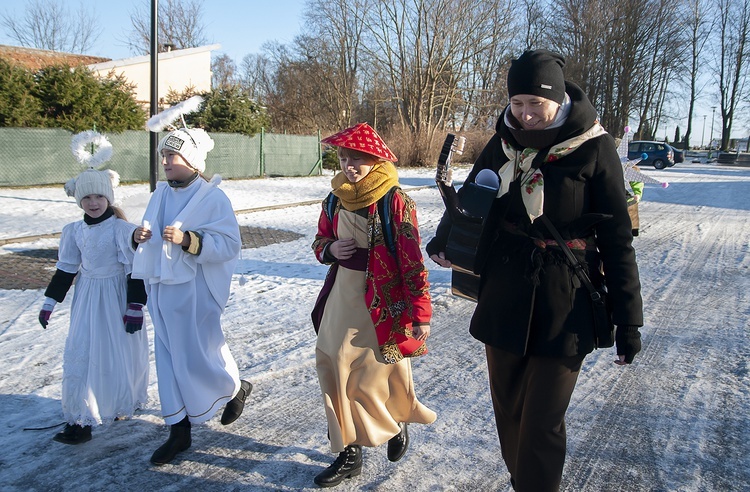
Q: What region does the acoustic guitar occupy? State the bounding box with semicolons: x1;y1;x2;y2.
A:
435;134;497;301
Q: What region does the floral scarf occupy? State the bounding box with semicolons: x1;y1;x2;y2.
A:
331;161;400;210
497;122;608;222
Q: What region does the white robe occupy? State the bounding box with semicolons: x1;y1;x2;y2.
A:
132;176;242;425
57;216;149;426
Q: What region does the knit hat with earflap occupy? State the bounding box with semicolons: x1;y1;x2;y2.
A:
507;49;566;105
64;130;119;208
157;127;215;173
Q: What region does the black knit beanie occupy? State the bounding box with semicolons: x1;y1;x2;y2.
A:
507;49;566;104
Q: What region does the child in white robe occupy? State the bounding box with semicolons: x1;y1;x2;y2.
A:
132;113;251;466
39;131;149;445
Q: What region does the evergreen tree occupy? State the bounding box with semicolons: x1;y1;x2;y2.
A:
165;85;270;136
0;59;42;127
33;65;146;132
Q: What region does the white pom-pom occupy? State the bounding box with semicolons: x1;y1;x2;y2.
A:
63;177;77;197
190;127;215;152
146;96;205;132
70;130;113;169
106;169;120;189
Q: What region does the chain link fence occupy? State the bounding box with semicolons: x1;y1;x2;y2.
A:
0;128;323;187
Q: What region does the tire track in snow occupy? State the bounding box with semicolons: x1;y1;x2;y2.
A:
564;201;750;491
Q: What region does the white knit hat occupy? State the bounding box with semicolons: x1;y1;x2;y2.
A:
65;169;119;207
147;96;213;172
157;127;215;173
65;130;119;208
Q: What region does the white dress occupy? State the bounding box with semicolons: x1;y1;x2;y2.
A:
57;216;149;426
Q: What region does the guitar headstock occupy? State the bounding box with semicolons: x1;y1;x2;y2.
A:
436;133;466;186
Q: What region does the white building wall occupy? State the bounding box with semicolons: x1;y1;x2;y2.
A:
88;44;219;104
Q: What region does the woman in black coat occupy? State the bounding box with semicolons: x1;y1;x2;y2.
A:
427;49;643;492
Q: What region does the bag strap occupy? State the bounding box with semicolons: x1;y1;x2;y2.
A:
539;215;603;304
377;186;399;257
324;192;338;223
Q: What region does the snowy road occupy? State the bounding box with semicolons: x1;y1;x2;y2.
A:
0;163;748;491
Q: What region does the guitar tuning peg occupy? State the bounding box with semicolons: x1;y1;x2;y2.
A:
455;136;466;154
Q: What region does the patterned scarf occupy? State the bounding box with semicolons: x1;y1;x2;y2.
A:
497;122;608;222
331;161;400;210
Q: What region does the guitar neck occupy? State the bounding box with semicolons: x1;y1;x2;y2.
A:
436;134;456;184
436;133;463;220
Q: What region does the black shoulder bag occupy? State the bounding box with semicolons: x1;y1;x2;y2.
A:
539;215;615;348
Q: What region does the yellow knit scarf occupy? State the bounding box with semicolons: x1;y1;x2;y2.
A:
331;161;400;210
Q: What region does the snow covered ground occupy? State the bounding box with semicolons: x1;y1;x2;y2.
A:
0;163;748;491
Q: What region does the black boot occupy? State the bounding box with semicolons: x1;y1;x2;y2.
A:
387;422;409;462
52;423;92;445
314;445;362;487
150;417;191;466
221;380;253;425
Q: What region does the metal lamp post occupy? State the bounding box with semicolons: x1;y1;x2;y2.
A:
149;0;159;192
702;115;706;148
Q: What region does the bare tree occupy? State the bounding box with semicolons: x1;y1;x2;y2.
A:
261;41;324;133
126;0;209;55
300;0;367;131
548;0;683;137
682;0;713;149
363;0;513;156
713;0;750;150
449;0;520;131
239;53;273;102
212;54;237;89
1;0;101;54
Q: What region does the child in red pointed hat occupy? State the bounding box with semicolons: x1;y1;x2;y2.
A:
310;122;436;487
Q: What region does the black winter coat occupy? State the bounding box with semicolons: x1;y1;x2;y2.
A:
427;82;643;357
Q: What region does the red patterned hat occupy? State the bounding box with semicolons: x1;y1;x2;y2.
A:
321;122;398;162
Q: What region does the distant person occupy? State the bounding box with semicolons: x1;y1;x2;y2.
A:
39;131;149;445
427;49;644;491
625;170;644;236
133;99;251;466
311;123;436;487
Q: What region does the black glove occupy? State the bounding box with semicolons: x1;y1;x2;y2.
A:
616;325;642;364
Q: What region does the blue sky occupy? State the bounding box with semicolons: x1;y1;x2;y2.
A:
0;0;306;63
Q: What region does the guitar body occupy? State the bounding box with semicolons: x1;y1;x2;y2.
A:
435;134;498;302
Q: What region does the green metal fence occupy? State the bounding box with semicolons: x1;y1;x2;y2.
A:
0;128;323;187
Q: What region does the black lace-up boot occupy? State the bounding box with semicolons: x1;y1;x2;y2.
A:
52;423;92;444
313;445;363;487
150;416;191;466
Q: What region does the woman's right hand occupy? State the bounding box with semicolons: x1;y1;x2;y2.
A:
430;252;452;268
329;238;356;260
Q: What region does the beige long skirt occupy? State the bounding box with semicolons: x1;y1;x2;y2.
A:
316;210;436;453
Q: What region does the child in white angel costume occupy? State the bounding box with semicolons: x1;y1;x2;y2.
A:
39;131;149;445
132;97;252;466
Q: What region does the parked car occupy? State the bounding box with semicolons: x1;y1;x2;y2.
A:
628;141;675;169
669;145;685;164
